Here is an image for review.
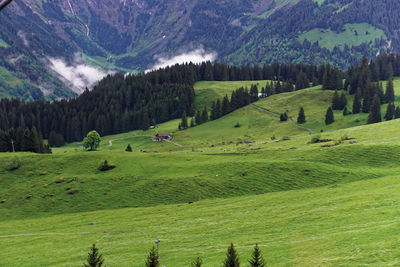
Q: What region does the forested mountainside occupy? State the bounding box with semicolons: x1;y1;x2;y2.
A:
0;0;400;100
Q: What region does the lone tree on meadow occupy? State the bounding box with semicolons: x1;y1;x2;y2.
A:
368;94;382;124
325;107;334;125
280;112;288;122
297;107;306;124
83;244;104;267
248;244;266;267
125;144;132;152
145;246;159;267
83;130;101;151
223;243;240;267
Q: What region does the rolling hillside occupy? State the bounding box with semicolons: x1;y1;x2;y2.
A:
1;0;400;99
2;79;400;265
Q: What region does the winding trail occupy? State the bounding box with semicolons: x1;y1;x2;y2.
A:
251;104;314;135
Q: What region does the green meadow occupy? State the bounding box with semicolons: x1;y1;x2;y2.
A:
2;79;400;266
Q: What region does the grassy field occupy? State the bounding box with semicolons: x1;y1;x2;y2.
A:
298;23;387;51
3;79;400;266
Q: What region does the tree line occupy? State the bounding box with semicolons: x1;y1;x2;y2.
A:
0;127;51;153
84;243;266;267
0;61;333;143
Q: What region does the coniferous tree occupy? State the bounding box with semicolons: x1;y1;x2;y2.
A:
125;144;132;152
222;95;230;115
191;257;203;267
395;106;400;119
250;85;259;102
248;244;266;267
362;96;370;113
201;107;209;123
145;246;159;267
297;107;306;124
343;106;350;116
190;118;195;127
295;71;309;90
195;111;202;125
384;102;395;121
180;111;188;129
215;99;222;119
280;112;288;122
385;77;395;103
223;243;240;267
368;94;382;124
83;244;104;267
325;107;334;125
339;92;348;110
332;90;341;110
352;88;362;114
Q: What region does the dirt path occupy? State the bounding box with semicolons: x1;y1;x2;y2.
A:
251;104;314;135
165;139;183;147
0;232;117;239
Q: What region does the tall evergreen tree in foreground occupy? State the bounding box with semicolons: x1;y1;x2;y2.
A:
297;107;306;124
145;246;159;267
368;94;382;124
325;107;334;125
191;257;203;267
223;243;240;267
83;244;104;267
248;244;266;267
384;102;395;121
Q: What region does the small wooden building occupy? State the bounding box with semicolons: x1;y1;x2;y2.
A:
152;133;172;142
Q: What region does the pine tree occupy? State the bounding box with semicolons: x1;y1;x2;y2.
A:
201;107;209;123
325;107;334;125
340;92;348;109
297;107;306;124
83;244;104;267
181;111;188;129
280;112;288;122
195;111;202;125
331;90;341;110
190;118;195;127
295;71;309;90
368;94;382;124
384;77;395;103
248;244;266;267
343;106;350;116
222;95;230;115
384;102;395;121
362;96;370;113
191;257;203;267
125;144;132;152
223;243;240;267
352;88;361;114
395;106;400;119
145;246;159;267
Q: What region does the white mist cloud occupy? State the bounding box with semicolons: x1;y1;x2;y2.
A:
17;31;29;46
147;48;217;72
48;56;113;94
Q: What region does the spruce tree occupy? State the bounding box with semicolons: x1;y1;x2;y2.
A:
248;244;266;267
368;94;382;124
191;257;203;267
395;106;400;119
83;244;104;267
125;144;132;152
280;112;288;122
201;107;209;123
145;246;159;267
343;106;350;116
195;111;202;125
362;96;370;113
331;90;341;110
297;107;306;124
223;243;240;267
352;88;361;114
384;102;395;121
190;118;195;127
325;107;334;125
222;95;230;115
181;111;188;129
385;77;395;103
340;92;348;109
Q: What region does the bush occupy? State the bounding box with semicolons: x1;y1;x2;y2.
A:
7;157;21;171
98;160;115;171
234;122;241;128
310;134;321;144
270;135;276;140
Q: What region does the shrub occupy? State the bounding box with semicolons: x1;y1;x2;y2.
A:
98;160;115;171
234;122;241;128
270;135;276;140
83;244;104;267
7;157;21;171
191;257;203;267
310;134;321;144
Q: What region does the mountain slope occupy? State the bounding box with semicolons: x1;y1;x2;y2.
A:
1;0;400;99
